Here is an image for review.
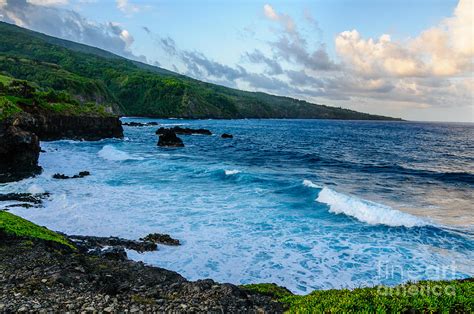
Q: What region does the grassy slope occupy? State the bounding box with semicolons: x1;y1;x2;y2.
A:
243;281;474;313
0;211;74;249
0;74;112;121
0;22;401;120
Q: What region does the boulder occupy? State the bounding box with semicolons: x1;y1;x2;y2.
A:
221;133;233;139
157;130;184;147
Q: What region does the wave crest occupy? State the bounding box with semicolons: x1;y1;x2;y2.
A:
225;169;241;176
316;187;427;228
98;145;144;161
303;179;322;189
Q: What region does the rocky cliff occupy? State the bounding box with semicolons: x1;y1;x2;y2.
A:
0;111;123;182
12;108;123;141
0;124;41;183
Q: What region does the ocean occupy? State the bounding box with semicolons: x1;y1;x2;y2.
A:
2;118;473;294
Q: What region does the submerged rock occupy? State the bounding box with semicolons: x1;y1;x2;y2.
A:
156;126;212;136
0;192;50;205
140;233;180;246
123;122;158;127
157;129;184;147
52;171;90;179
221;133;233;139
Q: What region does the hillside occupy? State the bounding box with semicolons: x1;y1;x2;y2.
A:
0;22;401;120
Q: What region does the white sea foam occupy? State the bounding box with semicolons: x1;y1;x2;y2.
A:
98;145;143;161
316;187;427;228
225;169;241;176
28;184;45;194
303;179;322;189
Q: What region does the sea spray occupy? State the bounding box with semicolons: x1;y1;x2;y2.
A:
98;145;144;161
316;187;427;228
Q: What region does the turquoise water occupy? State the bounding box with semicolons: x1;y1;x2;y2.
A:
2;119;473;293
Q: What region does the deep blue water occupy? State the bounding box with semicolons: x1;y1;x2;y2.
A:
2;119;473;293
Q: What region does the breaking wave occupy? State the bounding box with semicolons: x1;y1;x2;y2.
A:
316;187;428;228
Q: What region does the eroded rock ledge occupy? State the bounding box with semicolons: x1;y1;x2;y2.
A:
0;234;284;312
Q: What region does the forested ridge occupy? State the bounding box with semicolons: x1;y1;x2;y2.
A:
0;22;401;120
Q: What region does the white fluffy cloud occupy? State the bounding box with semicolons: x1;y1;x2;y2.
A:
116;0;139;14
335;0;473;78
0;0;143;60
26;0;68;5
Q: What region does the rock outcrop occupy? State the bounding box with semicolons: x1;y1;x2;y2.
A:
157;129;184;147
156;126;212;136
0;108;123;182
221;133;233;139
140;233;180;246
0;234;285;312
11;110;123;141
0;124;41;182
52;171;90;180
123;122;158;127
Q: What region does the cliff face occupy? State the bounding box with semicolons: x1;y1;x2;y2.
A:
12;110;123;141
0;111;123;182
0;124;41;183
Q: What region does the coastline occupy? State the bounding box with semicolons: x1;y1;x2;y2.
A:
0;212;472;312
1;116;473;312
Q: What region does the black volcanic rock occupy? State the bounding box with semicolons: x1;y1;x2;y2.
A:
11;110;124;141
0;192;50;204
0;124;41;182
140;233;180;246
221;133;233;139
157;129;184;147
123;121;158;127
67;234;158;253
156;126;212;136
0;233;285;312
52;171;90;179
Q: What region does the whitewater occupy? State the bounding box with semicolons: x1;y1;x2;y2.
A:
1;119;473;294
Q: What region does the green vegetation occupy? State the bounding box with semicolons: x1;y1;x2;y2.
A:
0;96;21;120
0;22;401;120
243;280;474;313
0;211;75;249
242;283;293;299
0;74;111;121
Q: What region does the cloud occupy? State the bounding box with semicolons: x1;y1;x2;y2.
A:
27;0;68;6
0;0;143;60
263;3;294;33
116;0;139;14
243;49;283;75
335;0;473;77
262;4;338;71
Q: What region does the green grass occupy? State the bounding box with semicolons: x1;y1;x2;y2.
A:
0;74;13;85
242;283;293;299
0;211;75;249
0;96;22;120
243;280;474;313
39;102;110;116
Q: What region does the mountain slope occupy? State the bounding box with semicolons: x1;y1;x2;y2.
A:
0;22;401;120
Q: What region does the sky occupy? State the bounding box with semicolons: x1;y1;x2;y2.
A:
0;0;472;122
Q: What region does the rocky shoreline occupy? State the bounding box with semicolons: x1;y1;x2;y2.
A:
0;110;123;183
0;232;284;312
